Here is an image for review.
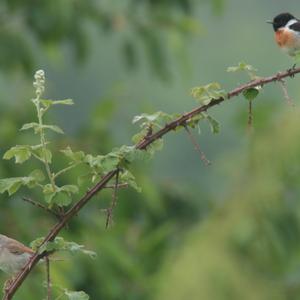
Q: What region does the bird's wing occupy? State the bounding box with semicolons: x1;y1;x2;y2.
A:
290;21;300;32
7;239;34;255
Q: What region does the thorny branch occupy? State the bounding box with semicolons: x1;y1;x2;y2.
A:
3;66;300;300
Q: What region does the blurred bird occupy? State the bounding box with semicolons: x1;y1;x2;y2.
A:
0;234;34;275
267;13;300;57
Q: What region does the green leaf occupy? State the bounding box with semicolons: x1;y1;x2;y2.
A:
191;82;226;105
20;122;40;132
43;125;64;134
133;111;168;124
132;111;174;129
206;115;220;134
61;146;85;162
28;169;45;185
42;184;78;206
186;114;204;129
132;129;148;144
243;88;259;101
40;99;74;106
20;123;64;134
227;62;257;73
101;153;120;172
120;170;141;192
118;145;152;162
0;170;44;195
3;145;31;164
31;237;96;260
42;184;56;204
0;178;23;195
53;192;73;206
59;185;79;195
35;148;52;163
227;62;258;80
64;290;89;300
147;139;164;156
84;153;120;173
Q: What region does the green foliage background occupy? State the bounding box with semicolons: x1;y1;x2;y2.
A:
1;0;300;299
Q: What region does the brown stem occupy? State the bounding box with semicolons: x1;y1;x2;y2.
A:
278;78;294;106
247;100;253;132
3;66;300;300
184;125;210;166
22;197;61;219
105;170;120;228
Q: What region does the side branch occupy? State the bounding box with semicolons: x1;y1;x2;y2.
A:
4;66;300;300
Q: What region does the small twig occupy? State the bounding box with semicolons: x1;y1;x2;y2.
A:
104;183;128;189
278;78;294;106
22;197;61;219
247;100;253;132
105;169;120;228
184;124;210;166
45;256;51;300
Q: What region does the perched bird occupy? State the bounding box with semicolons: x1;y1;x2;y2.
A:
267;13;300;56
0;234;34;275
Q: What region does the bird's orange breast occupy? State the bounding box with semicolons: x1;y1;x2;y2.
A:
275;29;295;47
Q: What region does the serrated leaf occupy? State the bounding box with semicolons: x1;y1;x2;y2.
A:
29;169;45;183
191;82;226;104
84;153;120;173
35;148;52;163
0;178;22;195
20;123;64;134
43;184;56;204
100;153;120;172
32;237;96;260
42;184;78;206
186;114;204;129
20;122;40;132
132;129;148;144
0;171;44;196
132;111;173;128
53;192;73;206
243;88;259;101
43;125;64;134
120;170;141;192
64;290;89;300
40;99;74;106
59;185;79;195
206;115;220;134
148;139;164;155
227;62;257;73
61;146;85;162
3;145;31;164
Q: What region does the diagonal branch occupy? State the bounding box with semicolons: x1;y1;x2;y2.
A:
3;66;300;300
184;125;210;166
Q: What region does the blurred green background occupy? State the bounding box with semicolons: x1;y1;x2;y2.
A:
1;0;300;299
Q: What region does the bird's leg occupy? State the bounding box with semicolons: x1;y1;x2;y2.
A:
3;277;14;293
287;63;297;77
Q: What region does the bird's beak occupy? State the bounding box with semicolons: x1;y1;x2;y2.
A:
266;20;274;24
